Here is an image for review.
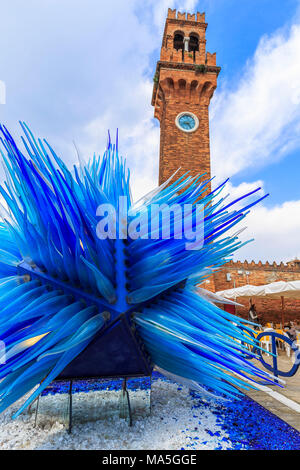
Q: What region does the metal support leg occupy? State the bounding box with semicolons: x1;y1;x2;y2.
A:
149;375;152;416
34;395;40;428
272;336;279;384
122;378;132;427
68;380;73;434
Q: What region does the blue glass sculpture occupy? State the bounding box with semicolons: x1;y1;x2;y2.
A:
0;123;277;419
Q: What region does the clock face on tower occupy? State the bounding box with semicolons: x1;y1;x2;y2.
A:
175;112;199;133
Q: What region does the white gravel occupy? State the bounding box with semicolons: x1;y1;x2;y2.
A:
0;379;233;450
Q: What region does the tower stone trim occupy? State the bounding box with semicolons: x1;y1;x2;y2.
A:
152;8;220;188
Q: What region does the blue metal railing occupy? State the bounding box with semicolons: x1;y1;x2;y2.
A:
238;326;300;379
255;331;300;378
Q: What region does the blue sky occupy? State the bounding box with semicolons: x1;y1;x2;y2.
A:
206;0;300;206
0;0;300;262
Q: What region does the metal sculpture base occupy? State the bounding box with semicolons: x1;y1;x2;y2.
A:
32;376;151;433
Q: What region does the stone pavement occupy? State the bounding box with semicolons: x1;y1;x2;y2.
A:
246;352;300;432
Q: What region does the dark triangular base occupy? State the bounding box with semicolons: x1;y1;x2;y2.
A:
58;316;152;380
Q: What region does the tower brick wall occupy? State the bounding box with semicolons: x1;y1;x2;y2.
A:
213;260;300;324
152;8;220;191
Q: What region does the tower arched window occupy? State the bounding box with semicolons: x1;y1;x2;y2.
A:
174;33;184;50
174;32;185;61
189;34;199;62
166;78;174;90
178;79;186;90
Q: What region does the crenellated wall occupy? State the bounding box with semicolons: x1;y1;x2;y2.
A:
167;9;206;22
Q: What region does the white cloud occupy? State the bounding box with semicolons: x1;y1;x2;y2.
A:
209;13;300;264
0;0;199;201
150;0;198;29
214;179;300;263
221;180;265;206
0;80;5;105
83;80;160;200
211;21;300;180
233;198;300;263
1;1;299;263
79;0;198;201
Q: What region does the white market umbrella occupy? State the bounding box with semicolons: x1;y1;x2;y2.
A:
216;280;300;325
217;280;300;300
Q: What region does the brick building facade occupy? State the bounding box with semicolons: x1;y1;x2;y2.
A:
152;8;300;325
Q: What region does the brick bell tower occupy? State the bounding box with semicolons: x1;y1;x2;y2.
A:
152;8;221;190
